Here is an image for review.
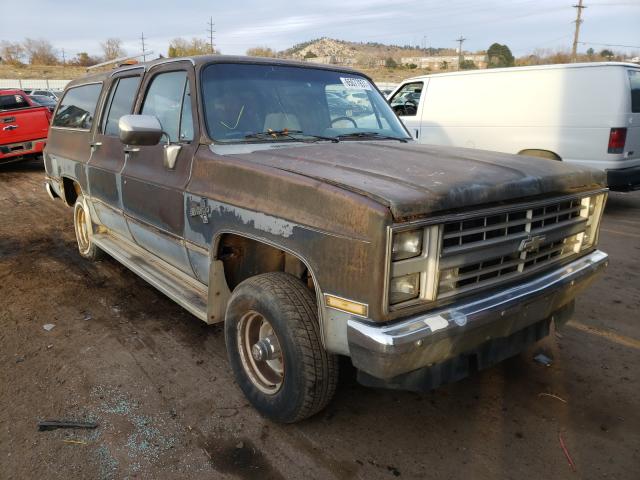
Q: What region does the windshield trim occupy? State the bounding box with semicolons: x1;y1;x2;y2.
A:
198;61;412;145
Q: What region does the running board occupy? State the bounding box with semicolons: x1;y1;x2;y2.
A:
92;233;208;321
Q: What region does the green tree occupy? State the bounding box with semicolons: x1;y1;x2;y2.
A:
303;51;317;59
487;43;515;68
600;49;615;60
586;47;595;58
407;63;418;69
440;60;449;70
385;57;398;68
459;59;478;70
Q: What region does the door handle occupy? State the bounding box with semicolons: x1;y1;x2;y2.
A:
123;147;140;154
2;125;18;131
90;141;102;148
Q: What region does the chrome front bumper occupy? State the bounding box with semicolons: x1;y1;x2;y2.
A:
347;250;608;379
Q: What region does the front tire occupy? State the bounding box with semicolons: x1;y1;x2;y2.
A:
73;195;103;261
225;272;338;423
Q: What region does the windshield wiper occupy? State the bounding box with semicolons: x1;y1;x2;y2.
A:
336;132;409;143
245;129;339;143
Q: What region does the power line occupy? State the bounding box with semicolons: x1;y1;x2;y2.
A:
579;41;640;49
571;0;587;62
207;17;216;53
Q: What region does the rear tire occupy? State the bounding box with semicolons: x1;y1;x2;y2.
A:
225;272;338;423
73;195;103;261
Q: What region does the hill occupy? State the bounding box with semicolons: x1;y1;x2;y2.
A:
281;37;456;65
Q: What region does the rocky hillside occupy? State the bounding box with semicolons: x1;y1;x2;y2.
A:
282;37;455;63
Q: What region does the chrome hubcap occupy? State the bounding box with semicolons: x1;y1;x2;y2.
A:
237;311;284;394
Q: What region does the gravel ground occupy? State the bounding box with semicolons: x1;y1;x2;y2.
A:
1;159;638;479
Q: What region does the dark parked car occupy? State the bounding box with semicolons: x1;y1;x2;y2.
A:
44;56;608;423
29;94;57;113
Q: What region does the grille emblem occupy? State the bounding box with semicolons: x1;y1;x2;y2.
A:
518;234;546;253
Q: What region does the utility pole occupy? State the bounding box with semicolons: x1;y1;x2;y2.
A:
61;48;65;70
207;17;216;54
455;36;466;69
140;32;147;61
571;0;587;62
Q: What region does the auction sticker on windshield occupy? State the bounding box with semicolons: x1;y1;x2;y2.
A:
340;77;372;90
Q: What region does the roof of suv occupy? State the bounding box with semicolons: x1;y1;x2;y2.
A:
66;54;363;89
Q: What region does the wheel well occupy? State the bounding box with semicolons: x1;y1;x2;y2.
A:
518;149;562;161
217;234;314;293
61;177;81;206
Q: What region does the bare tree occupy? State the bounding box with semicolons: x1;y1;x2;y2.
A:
0;41;25;65
101;38;125;61
23;38;58;65
168;38;216;57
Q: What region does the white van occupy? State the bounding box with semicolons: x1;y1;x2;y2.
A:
389;62;640;191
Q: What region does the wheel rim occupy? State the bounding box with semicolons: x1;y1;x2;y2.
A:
237;310;284;394
74;203;91;255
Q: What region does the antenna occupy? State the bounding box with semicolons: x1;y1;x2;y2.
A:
141;32;147;61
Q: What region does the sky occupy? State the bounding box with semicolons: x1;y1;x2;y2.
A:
2;0;639;59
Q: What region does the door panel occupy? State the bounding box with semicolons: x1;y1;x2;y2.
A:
87;72;142;239
121;63;199;277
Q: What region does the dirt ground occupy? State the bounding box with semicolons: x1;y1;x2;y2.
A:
1;159;639;480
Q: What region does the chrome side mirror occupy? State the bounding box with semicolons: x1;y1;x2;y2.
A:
119;114;163;146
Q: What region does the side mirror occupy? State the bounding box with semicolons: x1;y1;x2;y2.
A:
119;114;163;146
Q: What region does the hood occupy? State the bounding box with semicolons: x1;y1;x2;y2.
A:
215;142;606;220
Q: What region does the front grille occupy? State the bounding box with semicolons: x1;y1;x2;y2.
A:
438;198;587;298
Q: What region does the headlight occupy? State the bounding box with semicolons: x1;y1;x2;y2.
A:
578;193;606;251
392;229;423;260
389;273;420;304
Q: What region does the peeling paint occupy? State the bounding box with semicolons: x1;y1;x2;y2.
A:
213;202;296;238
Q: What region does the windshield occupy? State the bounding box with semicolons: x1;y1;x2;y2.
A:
201;63;410;143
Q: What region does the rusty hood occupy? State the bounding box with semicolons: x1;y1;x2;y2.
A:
215;141;606;220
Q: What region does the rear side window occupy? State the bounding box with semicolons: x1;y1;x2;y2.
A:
102;76;141;136
0;94;29;110
53;83;102;130
141;71;193;143
629;70;640;113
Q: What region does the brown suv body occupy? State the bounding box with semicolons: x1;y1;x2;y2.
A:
44;55;608;421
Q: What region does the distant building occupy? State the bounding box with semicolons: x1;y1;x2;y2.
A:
400;54;488;70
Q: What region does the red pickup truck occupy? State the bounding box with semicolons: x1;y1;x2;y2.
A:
0;89;52;165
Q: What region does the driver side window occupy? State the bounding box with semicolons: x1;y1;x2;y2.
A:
390;82;423;117
141;71;193;143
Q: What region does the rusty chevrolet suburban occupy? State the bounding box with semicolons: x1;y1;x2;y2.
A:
44;56;608;423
